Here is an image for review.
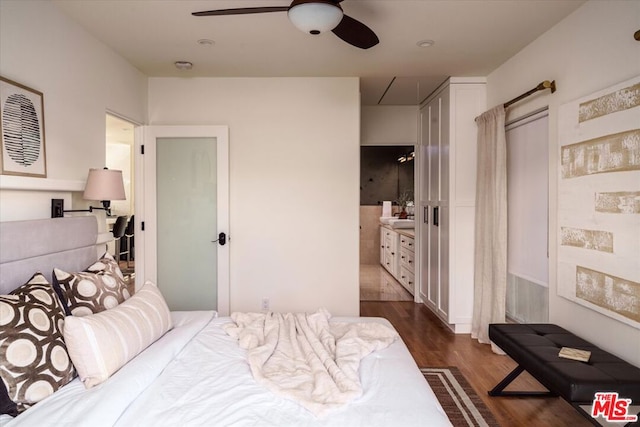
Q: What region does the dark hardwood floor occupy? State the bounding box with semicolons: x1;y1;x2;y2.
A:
360;301;592;427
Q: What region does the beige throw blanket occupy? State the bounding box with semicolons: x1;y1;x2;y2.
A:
223;310;398;416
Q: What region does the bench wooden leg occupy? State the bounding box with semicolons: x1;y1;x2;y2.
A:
488;365;557;397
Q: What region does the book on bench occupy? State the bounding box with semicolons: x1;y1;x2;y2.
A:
558;347;591;362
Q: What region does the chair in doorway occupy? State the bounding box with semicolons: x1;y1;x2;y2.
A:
112;216;128;265
121;215;135;271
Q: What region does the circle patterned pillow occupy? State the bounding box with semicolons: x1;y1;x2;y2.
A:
52;252;131;316
0;273;76;414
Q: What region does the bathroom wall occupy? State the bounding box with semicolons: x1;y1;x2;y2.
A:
360;146;414;206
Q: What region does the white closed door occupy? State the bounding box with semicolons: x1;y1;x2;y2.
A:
140;126;229;315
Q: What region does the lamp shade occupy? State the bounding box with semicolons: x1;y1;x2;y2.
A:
83;168;126;201
288;1;343;35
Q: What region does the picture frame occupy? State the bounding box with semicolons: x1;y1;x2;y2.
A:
0;76;47;177
557;75;640;329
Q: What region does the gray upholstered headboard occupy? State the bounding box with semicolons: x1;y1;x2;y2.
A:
0;216;99;294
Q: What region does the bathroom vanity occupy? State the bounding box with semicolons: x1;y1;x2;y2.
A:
380;224;415;295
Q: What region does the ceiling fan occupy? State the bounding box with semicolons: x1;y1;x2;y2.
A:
192;0;379;49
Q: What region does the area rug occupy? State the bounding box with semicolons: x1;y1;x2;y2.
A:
421;367;501;427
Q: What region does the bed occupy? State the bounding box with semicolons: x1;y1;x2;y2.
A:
0;216;451;426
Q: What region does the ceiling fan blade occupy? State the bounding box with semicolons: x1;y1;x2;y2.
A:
331;14;379;49
192;7;289;17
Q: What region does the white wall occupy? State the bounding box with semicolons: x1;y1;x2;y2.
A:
487;0;640;365
148;77;361;316
361;106;418;145
0;0;147;221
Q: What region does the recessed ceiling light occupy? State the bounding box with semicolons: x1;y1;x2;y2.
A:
416;39;435;48
174;61;193;70
197;39;215;46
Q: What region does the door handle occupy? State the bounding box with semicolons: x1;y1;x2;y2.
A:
433;207;439;227
212;232;227;246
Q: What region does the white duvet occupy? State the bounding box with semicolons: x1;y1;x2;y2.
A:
6;311;452;427
224;310;398;416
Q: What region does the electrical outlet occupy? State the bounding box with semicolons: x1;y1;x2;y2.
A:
261;297;269;311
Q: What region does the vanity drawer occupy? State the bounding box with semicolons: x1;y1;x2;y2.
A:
383;250;397;276
400;247;415;271
384;230;398;254
399;266;415;295
399;235;415;252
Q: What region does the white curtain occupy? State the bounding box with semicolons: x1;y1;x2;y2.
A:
472;105;507;351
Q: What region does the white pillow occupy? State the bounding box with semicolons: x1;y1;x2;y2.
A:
63;281;173;388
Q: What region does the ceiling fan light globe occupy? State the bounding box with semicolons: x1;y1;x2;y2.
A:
288;2;343;35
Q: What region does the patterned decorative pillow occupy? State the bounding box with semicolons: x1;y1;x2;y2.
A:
52;252;131;316
0;273;76;415
64;281;172;388
0;379;17;417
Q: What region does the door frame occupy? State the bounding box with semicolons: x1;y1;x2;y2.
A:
136;125;230;315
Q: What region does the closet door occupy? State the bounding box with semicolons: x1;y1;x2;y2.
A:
419;106;430;300
418;78;486;332
427;95;441;308
438;205;450;318
439;89;450;204
437;88;451;319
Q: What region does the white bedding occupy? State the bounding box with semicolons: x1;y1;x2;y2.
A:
224;310;399;416
6;311;451;427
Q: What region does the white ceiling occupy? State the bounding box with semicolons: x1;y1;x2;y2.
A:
53;0;585;105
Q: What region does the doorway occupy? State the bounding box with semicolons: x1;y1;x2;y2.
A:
106;113;135;288
360;145;415;302
141;126;230;315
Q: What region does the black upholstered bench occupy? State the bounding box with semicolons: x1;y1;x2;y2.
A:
488;323;640;426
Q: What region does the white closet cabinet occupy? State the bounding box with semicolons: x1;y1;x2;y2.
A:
419;78;486;333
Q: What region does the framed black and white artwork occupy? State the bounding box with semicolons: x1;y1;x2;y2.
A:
0;76;47;177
